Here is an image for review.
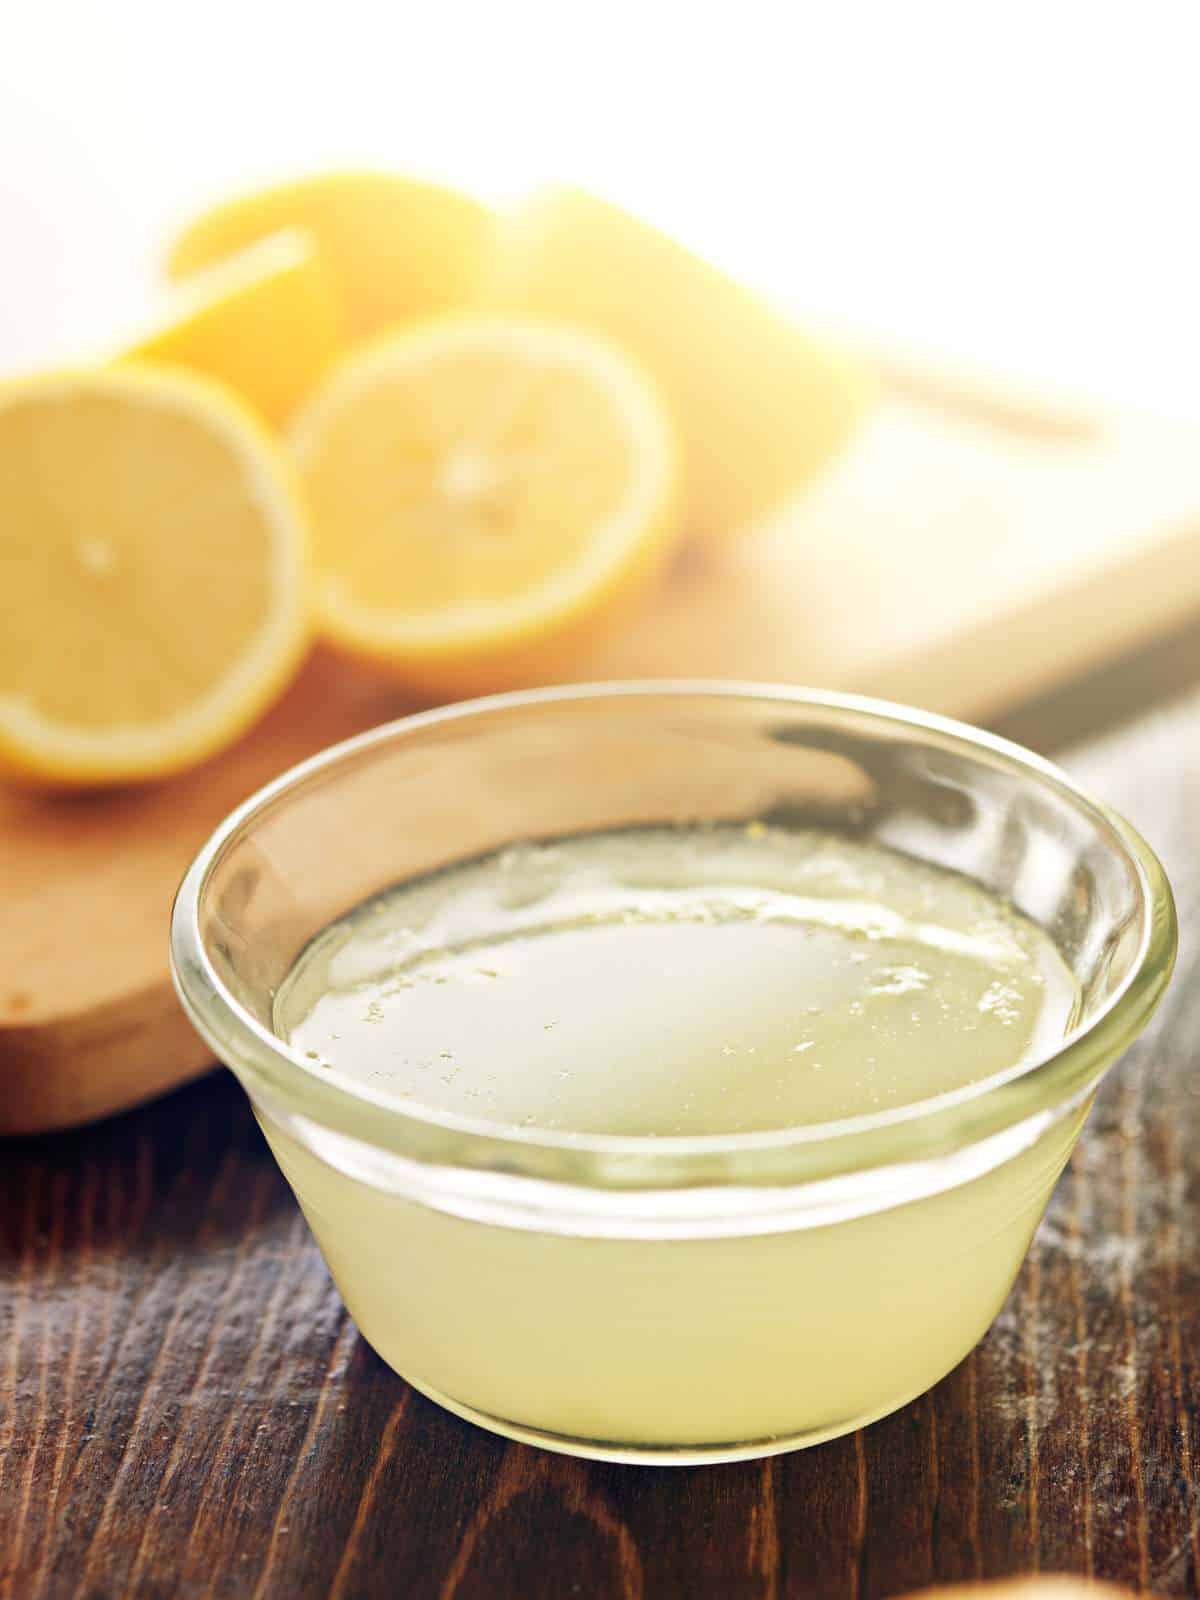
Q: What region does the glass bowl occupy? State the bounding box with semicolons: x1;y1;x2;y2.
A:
170;683;1176;1464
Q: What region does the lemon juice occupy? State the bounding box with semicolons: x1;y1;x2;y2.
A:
266;823;1084;1458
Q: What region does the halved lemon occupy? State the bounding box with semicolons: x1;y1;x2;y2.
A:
289;315;681;694
120;227;342;425
481;187;875;538
0;366;309;785
167;171;491;339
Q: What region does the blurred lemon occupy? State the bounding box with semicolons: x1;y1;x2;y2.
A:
906;1584;1132;1599
481;187;874;537
120;228;342;424
290;315;680;694
0;366;309;785
168;171;491;339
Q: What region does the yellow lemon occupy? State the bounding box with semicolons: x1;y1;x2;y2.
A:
289;315;680;695
481;187;875;537
0;366;309;786
906;1585;1132;1600
120;228;342;425
168;171;491;339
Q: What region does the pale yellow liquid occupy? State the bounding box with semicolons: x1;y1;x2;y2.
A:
266;826;1085;1459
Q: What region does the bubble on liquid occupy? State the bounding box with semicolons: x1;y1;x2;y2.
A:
868;963;930;996
978;980;1023;1024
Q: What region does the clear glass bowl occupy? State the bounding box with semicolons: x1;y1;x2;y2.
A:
170;683;1176;1464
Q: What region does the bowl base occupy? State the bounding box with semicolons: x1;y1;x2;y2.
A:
396;1368;947;1466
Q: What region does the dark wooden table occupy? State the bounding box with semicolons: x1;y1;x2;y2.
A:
4;636;1200;1600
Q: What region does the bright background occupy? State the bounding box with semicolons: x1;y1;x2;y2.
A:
2;1;1197;416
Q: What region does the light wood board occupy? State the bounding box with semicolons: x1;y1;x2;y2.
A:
6;376;1200;1133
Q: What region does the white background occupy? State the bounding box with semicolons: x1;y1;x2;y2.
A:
3;1;1198;416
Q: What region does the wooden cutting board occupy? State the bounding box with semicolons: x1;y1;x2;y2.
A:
6;366;1200;1134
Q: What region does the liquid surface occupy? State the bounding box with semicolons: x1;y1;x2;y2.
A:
275;825;1080;1136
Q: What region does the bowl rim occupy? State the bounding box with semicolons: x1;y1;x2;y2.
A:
169;680;1177;1196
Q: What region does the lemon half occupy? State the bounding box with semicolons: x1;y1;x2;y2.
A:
0;366;309;785
290;316;681;695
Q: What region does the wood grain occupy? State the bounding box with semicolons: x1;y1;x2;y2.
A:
1;675;1197;1597
7;384;1200;1134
